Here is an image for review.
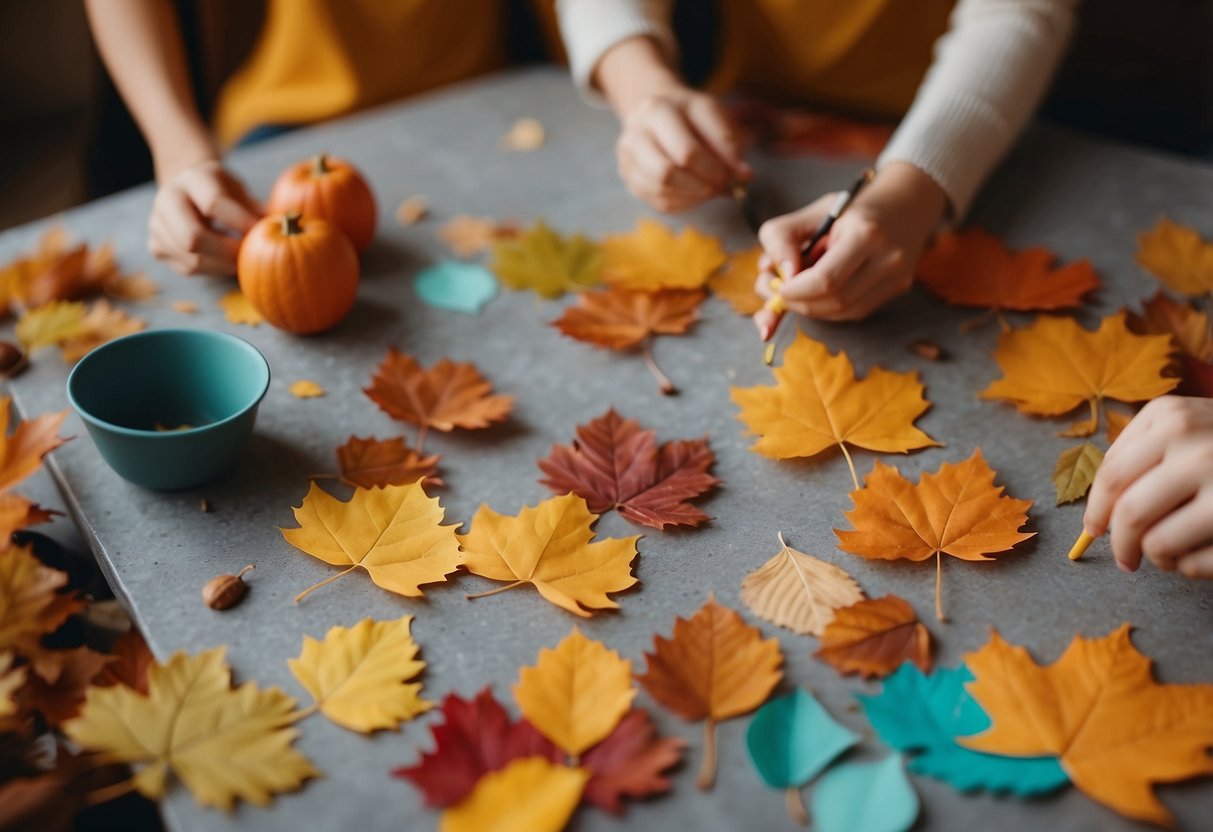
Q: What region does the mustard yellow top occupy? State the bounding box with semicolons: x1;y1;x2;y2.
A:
214;0;564;146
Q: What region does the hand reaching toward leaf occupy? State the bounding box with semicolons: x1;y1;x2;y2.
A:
755;163;947;321
1085;396;1213;578
149;160;263;276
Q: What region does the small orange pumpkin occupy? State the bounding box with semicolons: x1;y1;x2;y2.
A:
267;154;377;252
237;212;359;334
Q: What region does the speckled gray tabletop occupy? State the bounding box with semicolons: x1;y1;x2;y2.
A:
3;68;1213;832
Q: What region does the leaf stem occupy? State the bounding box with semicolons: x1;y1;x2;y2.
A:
84;777;137;807
642;337;677;396
839;442;859;491
696;719;718;791
785;786;809;825
294;565;358;604
290;703;319;723
935;550;946;622
416;425;429;454
465;580;526;601
995;311;1012;333
1091;396;1102;438
958;309;995;333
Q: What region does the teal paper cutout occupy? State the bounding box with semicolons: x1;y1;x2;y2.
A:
414;261;498;314
746;688;859;788
857;662;1069;796
811;754;919;832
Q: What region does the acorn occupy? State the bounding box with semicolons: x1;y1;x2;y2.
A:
202;565;254;610
0;341;27;378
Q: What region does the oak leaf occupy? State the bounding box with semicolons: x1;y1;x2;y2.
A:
17;646;111;725
94;628;152;695
513;628;635;757
981;313;1178;436
962;624;1213;826
636;596;783;789
438;756;589;832
731;330;938;487
1136;217;1213;296
336;435;443;489
288;616;430;733
814;595;932;679
59;300;146;363
917;227;1100;313
218;290;263;326
580;708;684;814
490;221;601;298
392;688;559;808
439;215;520;258
282;481;462;602
835;450;1033;620
64;647;318;809
601;219;726;291
1053;442;1103;505
0;400;68;492
364;348;512;447
537;408;718;530
740;532;864;637
288;380;325;399
708;246;764;315
0;545;79;657
14;301;88;351
459;493;638;617
552;286;704;349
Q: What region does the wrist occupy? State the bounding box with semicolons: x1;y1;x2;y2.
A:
859;162;949;242
594;36;686;119
150;124;220;183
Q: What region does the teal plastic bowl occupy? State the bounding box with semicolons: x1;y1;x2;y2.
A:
66;328;270;490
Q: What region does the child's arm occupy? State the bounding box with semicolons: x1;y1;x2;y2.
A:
1085;397;1213;579
759;0;1078;320
84;0;261;275
558;0;749;213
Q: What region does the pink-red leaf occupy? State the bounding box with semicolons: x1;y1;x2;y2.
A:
580;709;684;813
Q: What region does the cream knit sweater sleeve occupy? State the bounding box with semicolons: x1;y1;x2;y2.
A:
556;0;1078;218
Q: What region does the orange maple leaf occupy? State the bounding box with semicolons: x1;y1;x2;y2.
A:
962;624;1213;827
336;435;443;489
834;449;1033;620
814;595;932;679
1136;217;1213;296
635;596;782;790
60;300;146;363
0;399;68;493
731;330;937;488
917;228;1099;319
364;349;513;449
600;219;726;291
707;247;763;315
980;312;1178;438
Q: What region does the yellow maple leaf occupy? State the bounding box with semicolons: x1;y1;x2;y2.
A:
288;380;326;399
490;221;601;298
288;616;430;733
1136;217;1213;296
0;544;75;656
981;312;1178;435
439;756;589;832
708;246;764;315
601;219;726;291
459;493;639;617
282;481;462;603
731;330;938;487
15;300;88;351
513;628;635;756
60;300;146;363
64;647;319;810
219;290;263;326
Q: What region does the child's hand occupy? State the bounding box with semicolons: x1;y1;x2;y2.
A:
755;162;947;321
1085;396;1213;578
148;159;263;276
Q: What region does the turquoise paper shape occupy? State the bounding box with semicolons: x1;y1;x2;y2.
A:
414;261;498;314
811;754;919;832
746;688;859;788
857;662;1069;796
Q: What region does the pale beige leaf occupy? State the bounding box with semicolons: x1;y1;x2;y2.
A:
740;533;864;636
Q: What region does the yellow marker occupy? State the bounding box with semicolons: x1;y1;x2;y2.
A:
1067;529;1094;561
763;343;776;365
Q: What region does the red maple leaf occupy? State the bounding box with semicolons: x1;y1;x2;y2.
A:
580;709;684;813
1180;356;1213;398
391;688;558;808
537;409;719;530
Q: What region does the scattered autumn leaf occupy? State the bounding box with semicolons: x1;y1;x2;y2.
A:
459;493;638;617
14;301;88;351
1106;409;1133;442
537;408;718;530
104;272;159;302
0;652;26;719
1053;443;1103;505
636;596;783;789
0;545;80;657
364;348;512;449
282;481;463;602
514;629;634;757
1127;291;1213;362
0;492;56;541
908;339;945;361
393;688;559;808
835;450;1033;620
59;300;146;363
94;628;152;695
17;646;111;725
0;400;68;492
1136;217;1213;296
580;708;684;814
963;624;1213;826
500;117;546;152
396;195;429;226
64;647;318;809
740;532;864;637
288;616;430;733
438;756;588;832
917;227;1100;316
490;221;601;298
170;300;199;315
601;219;726;291
732;330;938;488
288;380;325;399
708;246;763;315
336;435;443;489
218;290;263;326
22;243;104;307
982;313;1178;437
814;595;932;679
439;215;520;258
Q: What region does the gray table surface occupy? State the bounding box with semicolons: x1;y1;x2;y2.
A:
3;67;1213;832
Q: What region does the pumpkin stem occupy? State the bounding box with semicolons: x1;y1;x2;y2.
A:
312;154;330;176
282;212;303;236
